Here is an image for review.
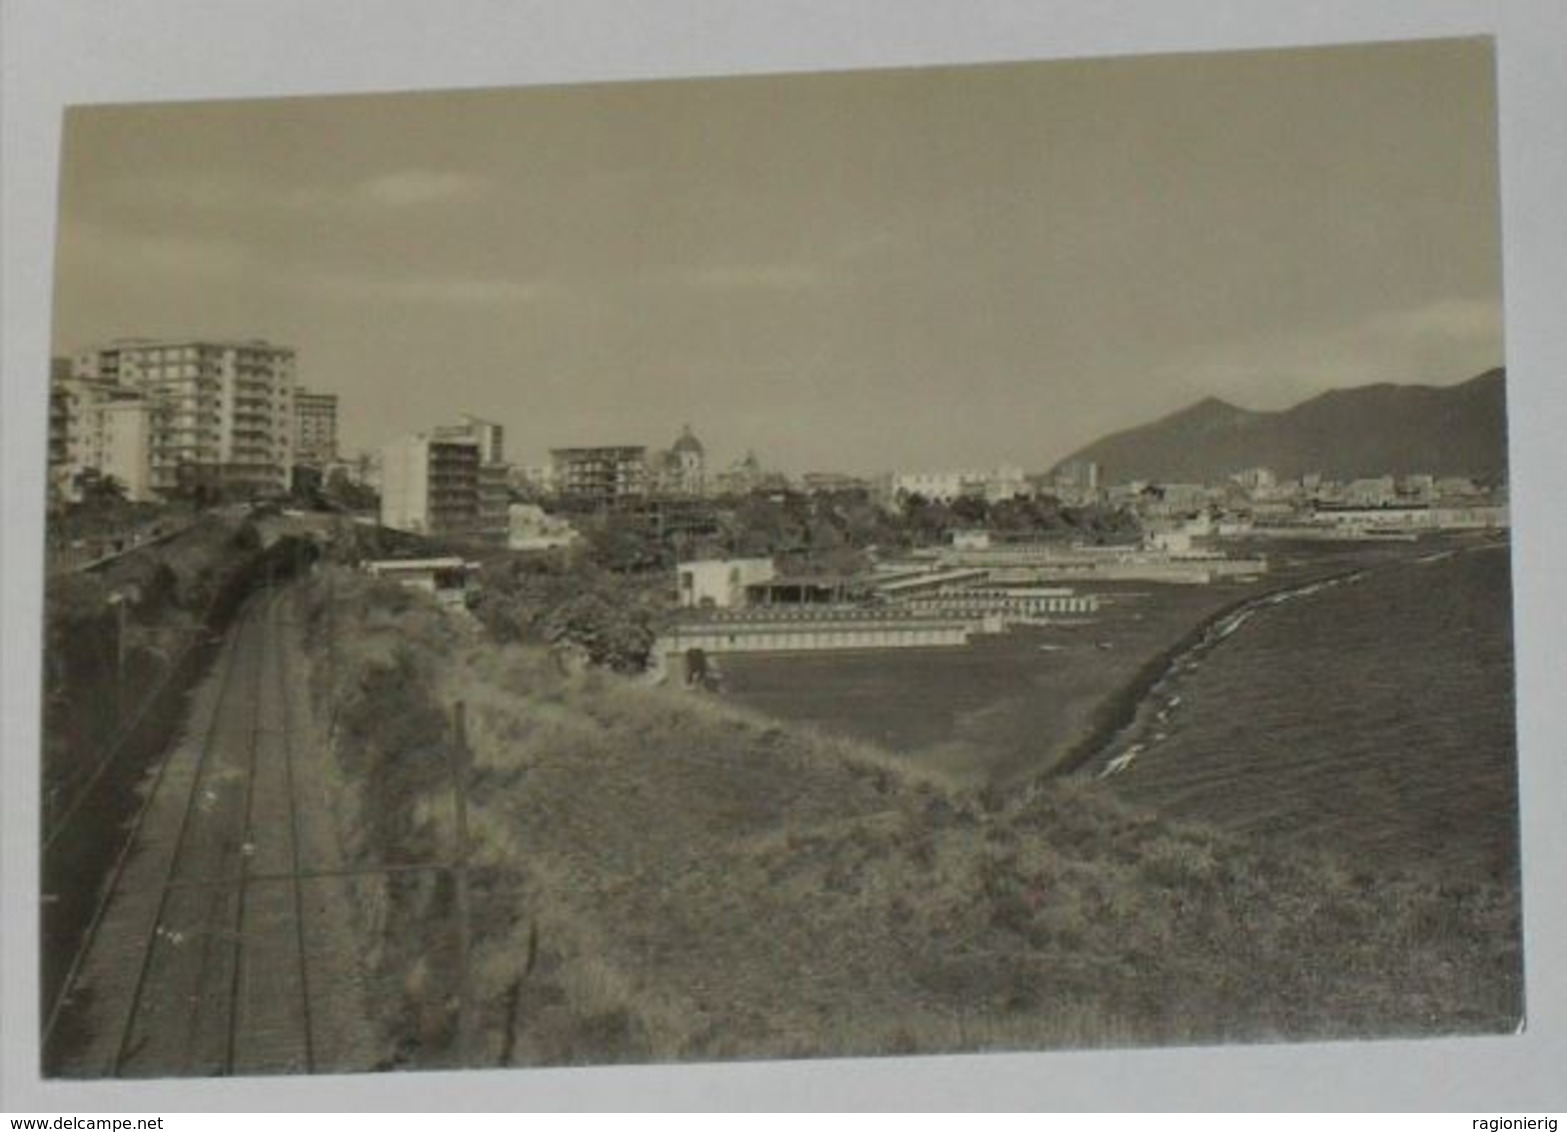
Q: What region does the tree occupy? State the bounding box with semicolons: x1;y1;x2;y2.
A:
323;467;380;513
73;470;128;508
582;513;669;573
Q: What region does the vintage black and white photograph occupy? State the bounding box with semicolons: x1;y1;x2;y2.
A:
34;35;1521;1081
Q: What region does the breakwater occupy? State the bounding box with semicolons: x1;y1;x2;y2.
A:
1048;566;1377;782
1084;542;1518;882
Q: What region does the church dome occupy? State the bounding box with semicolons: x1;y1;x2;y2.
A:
672;424;704;456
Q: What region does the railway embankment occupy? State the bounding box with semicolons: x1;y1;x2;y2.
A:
46;576;385;1078
41;515;319;1043
287;563;1522;1068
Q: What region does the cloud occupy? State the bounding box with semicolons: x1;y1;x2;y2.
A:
1366;297;1502;345
1164;296;1505;407
679;263;823;292
56;218;250;278
104;168;490;216
303;270;548;307
357;170;489;208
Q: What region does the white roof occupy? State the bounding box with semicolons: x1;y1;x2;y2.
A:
364;557;470;571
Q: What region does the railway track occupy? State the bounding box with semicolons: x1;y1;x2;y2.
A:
48;582;324;1078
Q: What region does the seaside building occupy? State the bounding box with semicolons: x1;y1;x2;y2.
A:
1342;476;1398;506
1311;501;1509;532
889;466;1028;504
933;541;1267;585
676;557;778;609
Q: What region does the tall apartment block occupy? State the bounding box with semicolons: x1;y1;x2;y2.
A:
73;339;296;497
431;414;509;537
294;390;339;467
379;434;487;537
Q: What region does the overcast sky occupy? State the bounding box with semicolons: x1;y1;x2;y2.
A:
50;36;1502;474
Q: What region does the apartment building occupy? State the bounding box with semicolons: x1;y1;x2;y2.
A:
432;414;509;535
380;433;504;538
48;375;165;504
889;466;1029;504
434;414;505;465
74;338;296;497
294;390;339;467
550;445;648;506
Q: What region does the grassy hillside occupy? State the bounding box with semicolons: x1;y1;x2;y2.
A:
295;569;1522;1067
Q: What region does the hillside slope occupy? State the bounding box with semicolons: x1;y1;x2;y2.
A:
293;571;1522;1067
1054;368;1507;483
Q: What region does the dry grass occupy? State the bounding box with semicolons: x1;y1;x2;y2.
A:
297;569;1524;1068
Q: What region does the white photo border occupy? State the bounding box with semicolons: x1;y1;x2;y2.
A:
3;0;1564;1112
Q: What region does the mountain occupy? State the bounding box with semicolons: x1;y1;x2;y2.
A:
1053;368;1508;484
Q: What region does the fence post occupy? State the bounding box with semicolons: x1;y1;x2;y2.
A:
449;701;474;1064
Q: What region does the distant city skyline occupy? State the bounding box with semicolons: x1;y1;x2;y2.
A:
51;37;1503;475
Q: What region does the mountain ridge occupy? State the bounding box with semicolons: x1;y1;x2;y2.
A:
1053;368;1507;484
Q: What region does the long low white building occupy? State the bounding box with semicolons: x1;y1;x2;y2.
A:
1312;503;1509;530
363;557;474;606
929;543;1268;584
896;587;1099;619
658;606;995;659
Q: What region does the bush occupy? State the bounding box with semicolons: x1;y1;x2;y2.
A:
231;519;263;552
468;558;668;671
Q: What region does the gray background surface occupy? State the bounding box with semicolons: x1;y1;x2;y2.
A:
4;0;1564;1111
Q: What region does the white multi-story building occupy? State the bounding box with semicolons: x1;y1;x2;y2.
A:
74;338;297;497
48;375;165;503
379;432;514;540
94;391;162;503
381;434;479;536
890;466;1028;504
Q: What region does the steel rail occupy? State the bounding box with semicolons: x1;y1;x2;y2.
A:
42;610;242;1063
108;594;261;1075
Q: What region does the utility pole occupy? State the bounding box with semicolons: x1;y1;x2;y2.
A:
107;591;128;725
327;561;336;686
449;700;475;1065
115;596;127;723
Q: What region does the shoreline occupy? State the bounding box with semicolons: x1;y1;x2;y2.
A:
1039;539;1501;785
